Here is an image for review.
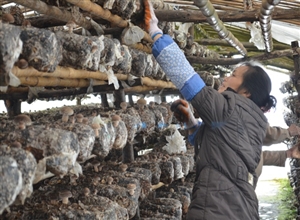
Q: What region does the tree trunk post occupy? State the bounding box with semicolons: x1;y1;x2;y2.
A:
4;99;21;118
100;93;109;108
128;94;134;106
114;89;125;109
122;142;134;163
291;41;300;98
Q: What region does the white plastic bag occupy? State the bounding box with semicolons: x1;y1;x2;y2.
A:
246;21;265;50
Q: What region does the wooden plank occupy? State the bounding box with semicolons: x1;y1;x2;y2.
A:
155;8;300;23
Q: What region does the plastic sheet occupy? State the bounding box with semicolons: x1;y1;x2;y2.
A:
162;125;186;154
170;156;184;180
100;37;117;67
113;45;132;74
246;21;265;50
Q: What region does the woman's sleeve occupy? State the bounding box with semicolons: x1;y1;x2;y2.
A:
262;150;287;167
263;124;290;146
187;121;202;146
152;35;205;101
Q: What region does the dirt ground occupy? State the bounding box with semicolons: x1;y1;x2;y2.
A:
257;180;281;219
256;166;290;220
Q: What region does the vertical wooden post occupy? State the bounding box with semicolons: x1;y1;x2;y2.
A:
122;142;134;163
114;89;125;109
100;93;109;108
154;95;161;104
161;95;167;103
4;99;21;118
128;94;134;106
76;97;82;105
291;41;300;98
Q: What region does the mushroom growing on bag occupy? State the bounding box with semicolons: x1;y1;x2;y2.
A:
0;144;37;205
0;156;22;215
20;27;62;72
55;31;103;71
0;22;22;88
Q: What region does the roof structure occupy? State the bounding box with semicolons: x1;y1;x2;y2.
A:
0;0;300;116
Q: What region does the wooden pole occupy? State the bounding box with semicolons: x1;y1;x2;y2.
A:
13;66;176;89
197;39;289;50
65;0;153;44
187;49;293;65
4;99;21;118
128;94;134;107
76;97;82;105
114;89;126;109
27;7;300;28
122;142;134;163
12;0;92;30
155;8;300;23
0;84;115;100
65;0;128;27
18;76;107;88
100;94;109;108
291;41;300;98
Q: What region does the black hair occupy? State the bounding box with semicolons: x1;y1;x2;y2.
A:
237;61;277;112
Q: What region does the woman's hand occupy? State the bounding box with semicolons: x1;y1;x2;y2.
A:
171;99;198;129
288;124;300;136
143;0;163;39
286;143;300;159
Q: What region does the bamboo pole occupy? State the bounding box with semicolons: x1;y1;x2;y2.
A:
18;76;107;87
141;78;176;89
12;66;128;81
129;43;152;54
66;0;128;26
65;0;153;44
12;66;176;89
12;0;92;30
124;85;160;93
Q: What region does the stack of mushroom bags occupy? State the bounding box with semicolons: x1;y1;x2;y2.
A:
0;98;198;219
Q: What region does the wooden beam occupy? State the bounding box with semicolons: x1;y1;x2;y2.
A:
65;0;153;44
4;99;21;118
187;49;293;65
197;39;289;50
291;41;300;97
12;0;92;30
187;56;243;65
0;84;115;100
155;8;300;23
113;89;125;109
100;93;109;108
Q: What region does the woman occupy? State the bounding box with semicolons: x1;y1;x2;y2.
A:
143;1;276;219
